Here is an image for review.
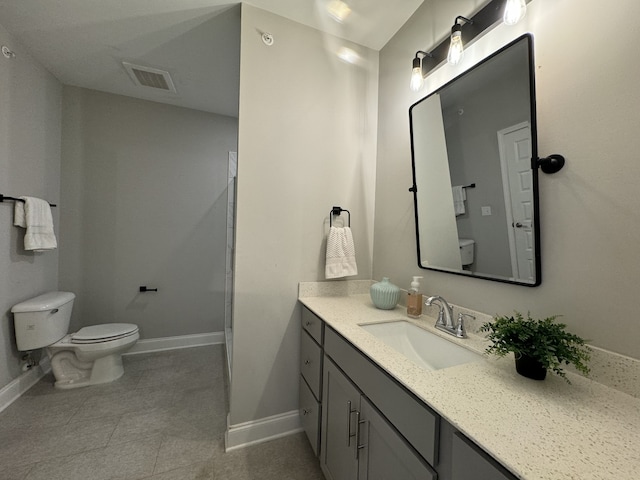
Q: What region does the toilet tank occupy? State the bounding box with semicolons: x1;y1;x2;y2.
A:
12;292;75;351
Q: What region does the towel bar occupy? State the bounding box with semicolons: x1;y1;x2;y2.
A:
329;206;350;227
0;194;57;207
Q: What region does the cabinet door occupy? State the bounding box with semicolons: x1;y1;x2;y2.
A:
358;397;437;480
321;357;360;480
299;375;321;456
451;432;515;480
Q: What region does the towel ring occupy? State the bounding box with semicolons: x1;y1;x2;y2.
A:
329;206;350;227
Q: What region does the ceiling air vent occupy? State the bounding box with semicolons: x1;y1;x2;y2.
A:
122;62;177;93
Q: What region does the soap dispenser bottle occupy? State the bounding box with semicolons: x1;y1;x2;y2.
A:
407;276;423;319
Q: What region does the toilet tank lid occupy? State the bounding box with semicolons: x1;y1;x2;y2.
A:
11;292;75;313
458;238;475;247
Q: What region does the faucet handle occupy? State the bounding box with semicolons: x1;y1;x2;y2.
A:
455;313;475;338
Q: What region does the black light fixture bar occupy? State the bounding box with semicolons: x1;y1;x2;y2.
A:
419;0;530;77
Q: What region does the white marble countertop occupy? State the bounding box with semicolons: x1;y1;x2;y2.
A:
298;289;640;480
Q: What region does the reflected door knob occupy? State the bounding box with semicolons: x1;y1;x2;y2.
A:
513;222;523;228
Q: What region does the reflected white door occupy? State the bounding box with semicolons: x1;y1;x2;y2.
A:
498;123;534;281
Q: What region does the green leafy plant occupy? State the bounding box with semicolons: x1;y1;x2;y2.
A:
480;312;591;382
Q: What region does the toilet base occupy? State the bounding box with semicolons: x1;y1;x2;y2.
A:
50;351;125;390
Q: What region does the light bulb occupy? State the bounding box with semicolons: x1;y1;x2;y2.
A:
447;29;464;66
410;57;424;91
503;0;526;26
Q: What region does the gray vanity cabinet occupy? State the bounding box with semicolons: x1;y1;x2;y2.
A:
300;303;516;480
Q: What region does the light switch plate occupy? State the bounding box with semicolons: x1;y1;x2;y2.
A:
481;206;492;216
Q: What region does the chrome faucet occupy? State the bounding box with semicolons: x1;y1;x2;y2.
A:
425;296;472;338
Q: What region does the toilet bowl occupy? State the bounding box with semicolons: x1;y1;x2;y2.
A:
12;292;139;389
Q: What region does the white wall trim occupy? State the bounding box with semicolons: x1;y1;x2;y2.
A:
124;331;224;355
0;357;51;414
224;410;302;451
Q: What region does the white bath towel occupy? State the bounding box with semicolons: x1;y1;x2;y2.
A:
325;226;358;279
14;196;57;251
452;186;466;216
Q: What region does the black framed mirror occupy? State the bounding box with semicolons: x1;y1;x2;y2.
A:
409;34;540;286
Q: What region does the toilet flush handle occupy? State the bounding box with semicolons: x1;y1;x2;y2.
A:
139;286;158;293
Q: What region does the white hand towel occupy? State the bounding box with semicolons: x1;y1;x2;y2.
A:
325;226;358;279
452;186;466;216
14;196;57;251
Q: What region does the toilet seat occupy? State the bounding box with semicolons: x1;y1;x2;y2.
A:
71;323;139;344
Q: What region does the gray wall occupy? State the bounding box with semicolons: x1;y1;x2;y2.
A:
59;87;238;338
229;4;379;425
0;25;62;390
374;0;640;359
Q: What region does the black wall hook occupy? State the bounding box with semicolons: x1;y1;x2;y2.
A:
537;154;566;174
139;286;158;292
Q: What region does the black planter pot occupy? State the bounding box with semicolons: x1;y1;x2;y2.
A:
515;354;547;380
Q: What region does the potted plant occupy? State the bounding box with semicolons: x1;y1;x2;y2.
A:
480;312;591;382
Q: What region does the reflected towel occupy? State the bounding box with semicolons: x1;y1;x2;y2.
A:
452;186;466;216
14;196;57;251
325;226;358;279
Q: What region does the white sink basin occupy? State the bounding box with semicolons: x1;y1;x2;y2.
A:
360;320;482;371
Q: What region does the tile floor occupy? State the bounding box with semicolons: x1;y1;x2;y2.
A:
0;345;324;480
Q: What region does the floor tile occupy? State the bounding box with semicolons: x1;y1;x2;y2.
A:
0;416;119;468
70;384;176;423
0;391;86;430
3;463;34;480
23;435;162;480
108;408;174;446
144;460;214;480
153;435;224;474
210;433;323;480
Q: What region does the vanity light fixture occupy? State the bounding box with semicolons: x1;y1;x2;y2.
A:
408;0;533;87
447;16;473;66
503;0;527;25
410;51;431;92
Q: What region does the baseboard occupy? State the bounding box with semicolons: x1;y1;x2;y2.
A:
125;331;224;355
225;410;303;451
0;356;51;414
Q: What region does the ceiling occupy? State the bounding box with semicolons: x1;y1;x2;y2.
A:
0;0;423;117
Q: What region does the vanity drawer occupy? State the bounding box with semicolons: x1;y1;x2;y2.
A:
324;327;439;466
299;375;321;456
300;330;323;400
301;306;324;344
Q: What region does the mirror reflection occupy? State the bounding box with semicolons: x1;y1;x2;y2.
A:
409;35;540;286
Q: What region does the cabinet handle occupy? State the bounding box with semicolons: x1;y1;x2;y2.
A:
302;408;311;416
346;401;357;446
304;359;311;365
305;321;312;327
355;411;367;459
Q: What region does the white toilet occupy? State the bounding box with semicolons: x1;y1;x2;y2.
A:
458;238;475;267
12;291;139;389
